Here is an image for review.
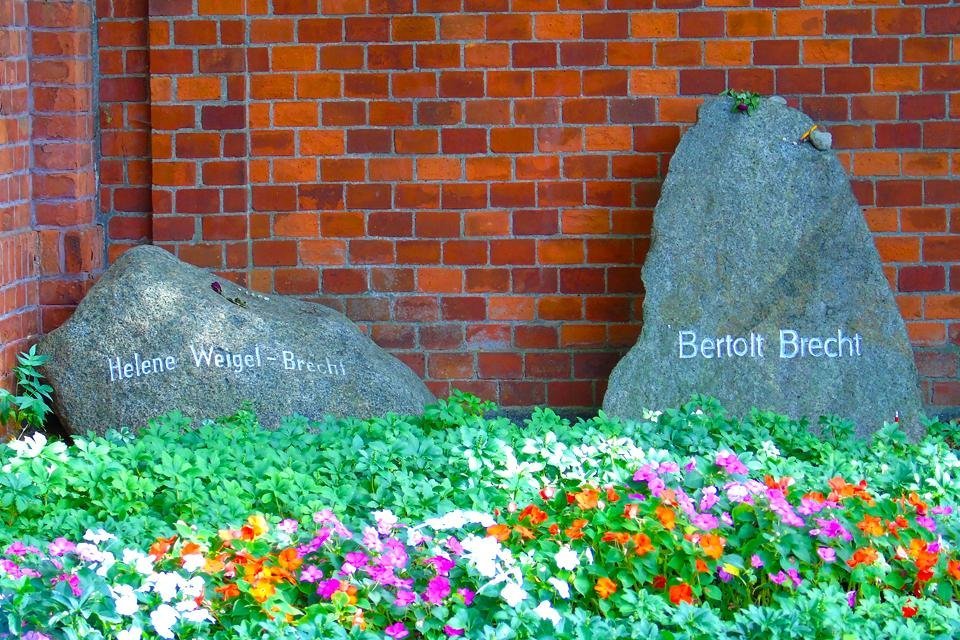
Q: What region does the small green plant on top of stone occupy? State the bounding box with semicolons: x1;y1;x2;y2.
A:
0;345;53;436
723;89;761;115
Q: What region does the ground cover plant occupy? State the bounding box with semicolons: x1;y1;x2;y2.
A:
1;394;959;639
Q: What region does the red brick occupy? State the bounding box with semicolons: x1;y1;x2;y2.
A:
899;266;946;292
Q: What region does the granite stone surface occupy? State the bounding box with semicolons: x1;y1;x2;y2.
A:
603;97;923;436
40;246;435;434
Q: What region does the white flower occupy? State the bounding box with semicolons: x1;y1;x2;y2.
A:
150;604;179;639
423;510;495;531
500;581;528;607
533;600;561;625
461;535;502;578
111;584;139;616
182;607;213;624
406;528;430;547
642;408;663;421
149;572;183;602
373;509;399;534
84;529;116;545
116;628;142;640
95;551;116;577
7;433;47;458
180;576;205;600
123;549;156;575
554;545;579;571
760;440;781;459
181;554;205;573
548;577;570;599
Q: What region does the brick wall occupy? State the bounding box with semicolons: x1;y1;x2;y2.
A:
92;0;959;419
0;0;99;438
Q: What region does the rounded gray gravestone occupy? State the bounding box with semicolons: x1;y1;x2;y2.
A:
39;246;435;434
603;97;924;437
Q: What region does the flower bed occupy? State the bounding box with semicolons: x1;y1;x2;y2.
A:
1;395;959;639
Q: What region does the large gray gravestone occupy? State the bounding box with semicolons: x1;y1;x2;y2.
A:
39;246;435;434
603;97;924;436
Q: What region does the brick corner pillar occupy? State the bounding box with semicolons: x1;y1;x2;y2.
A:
29;0;103;335
0;0;38;415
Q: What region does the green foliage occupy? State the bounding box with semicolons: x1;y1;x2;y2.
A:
2;394;959;639
723;89;762;115
0;345;53;433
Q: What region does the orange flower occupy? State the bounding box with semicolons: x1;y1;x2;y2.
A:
565;519;588;540
181;541;202;557
907;492;928;516
241;514;269;541
655;505;676;530
847;547;878;568
947;559;960;580
857;515;884;537
278;547;303;572
902;601;918;618
828;477;873;504
549;523;560;536
623;503;639;520
149;536;177;559
519;504;548;526
695;558;709;573
514;525;535;540
669;582;693;605
487;524;511;541
606;486;620;503
215;583;240;600
594;577;617;599
700;534;725;560
602;531;630;545
250;580;276;603
632;533;653;556
352;608;367;630
204;555;227;574
908;539;938;573
574;488;600;510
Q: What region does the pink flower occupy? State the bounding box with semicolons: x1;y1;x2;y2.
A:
446;537;464;556
300;565;323;583
48;538;76;557
751;555;764;568
385;622;409;639
443;626;465;637
816;547;836;563
394;590;417;607
458;587;476;606
769;571;788;585
278;519;299;535
715;451;748;476
426;555;455;575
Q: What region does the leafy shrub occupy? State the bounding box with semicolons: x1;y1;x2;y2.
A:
1;396;959;639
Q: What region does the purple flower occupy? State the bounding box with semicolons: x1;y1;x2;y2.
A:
648;477;666;497
786;568;803;587
345;551;369;568
691;513;719;531
317;578;341;599
458;587;476;606
751;554;764;568
385;622;409;639
298;528;332;555
717;567;733;583
737;102;749;112
394;590;417;607
699;487;719;512
48;537;76;557
684;458;698;472
211;281;223;294
23;632;52;640
300;565;323;583
847;589;857;609
443;626;465;637
658;461;679;475
628;493;647;501
917;516;936;532
5;542;31;557
816;547;836;563
721;512;733;526
423;576;451;605
932;506;953;516
633;465;657;483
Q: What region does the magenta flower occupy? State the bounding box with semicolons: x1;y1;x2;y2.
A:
423;576;451;605
917;516;936;532
458;587;476;606
715;451;748;475
298;528;332;555
345;551;370;567
786;568;803;587
816;547;836;563
426;555;455;575
769;571;788;585
317;578;341;599
394;590;417;607
633;465;657;483
446;536;464;556
847;590;857;609
443;626;465;637
385;622;409;639
750;555;764;568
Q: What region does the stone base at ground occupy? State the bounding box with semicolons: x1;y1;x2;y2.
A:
39;246;435;434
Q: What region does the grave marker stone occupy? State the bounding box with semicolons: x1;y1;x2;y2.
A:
603;97;924;436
